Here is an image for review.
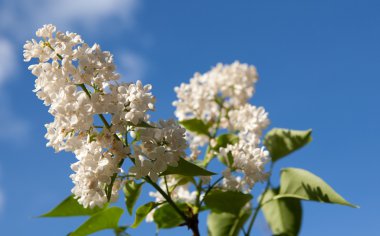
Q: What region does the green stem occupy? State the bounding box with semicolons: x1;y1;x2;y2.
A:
199;176;224;206
245;162;273;236
164;176;170;196
144;177;189;223
78;83;127;201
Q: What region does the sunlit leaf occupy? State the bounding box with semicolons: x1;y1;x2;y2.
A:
131;202;158;228
264;128;312;162
204;190;252;215
153;203;188;229
180;118;210;136
161;158;216;176
207;207;251;236
124;180;144;215
261;188;302;236
69;207;123;236
212;134;239;151
126;120;155;128
40;195;105;217
275;168;357;208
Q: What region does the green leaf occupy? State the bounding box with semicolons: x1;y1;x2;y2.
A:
264;128;312;162
276;168;357;208
180;118;210;136
161;158;216;176
40;195;104;217
114;226;130;236
69;207;123;236
169;175;196;192
124;180;144;215
126;120;155;128
207;207;251;236
261;188;302;236
212;134;239;151
204;190;252;215
211;134;239;167
131;202;158;228
153;203;188;229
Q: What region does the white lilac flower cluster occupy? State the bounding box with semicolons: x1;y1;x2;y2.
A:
174;62;270;192
24;24;187;208
129;120;187;182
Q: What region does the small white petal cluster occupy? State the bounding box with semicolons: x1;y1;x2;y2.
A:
129;120;187;182
146;176;198;222
220;141;270;191
173;61;258;122
174;62;270;192
25;25;184;208
70;141;123;208
228;104;270;137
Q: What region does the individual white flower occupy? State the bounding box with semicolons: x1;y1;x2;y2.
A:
36;24;56;38
129;153;153;179
23;39;52;62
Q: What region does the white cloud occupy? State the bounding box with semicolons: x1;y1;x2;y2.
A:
0;0;140;38
0;93;29;140
0;0;147;140
119;51;148;82
0;38;15;85
44;0;139;28
0;38;28;140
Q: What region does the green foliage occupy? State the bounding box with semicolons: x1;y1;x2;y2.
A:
40;195;105;217
204;190;252;215
131;202;158;228
261;188;302;236
264;128;312;162
69;207;124;236
114;226;130;236
212;134;239;167
179;118;211;136
124;180;144;215
207;207;251;236
153;203;188;229
212;134;239;151
126;120;155;128
161;158;216;176
276;168;357;207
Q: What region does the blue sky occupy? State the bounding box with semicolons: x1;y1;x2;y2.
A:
0;0;379;235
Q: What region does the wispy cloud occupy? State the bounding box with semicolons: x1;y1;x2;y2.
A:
0;38;15;85
0;0;147;141
0;38;28;140
119;51;148;82
0;0;140;38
